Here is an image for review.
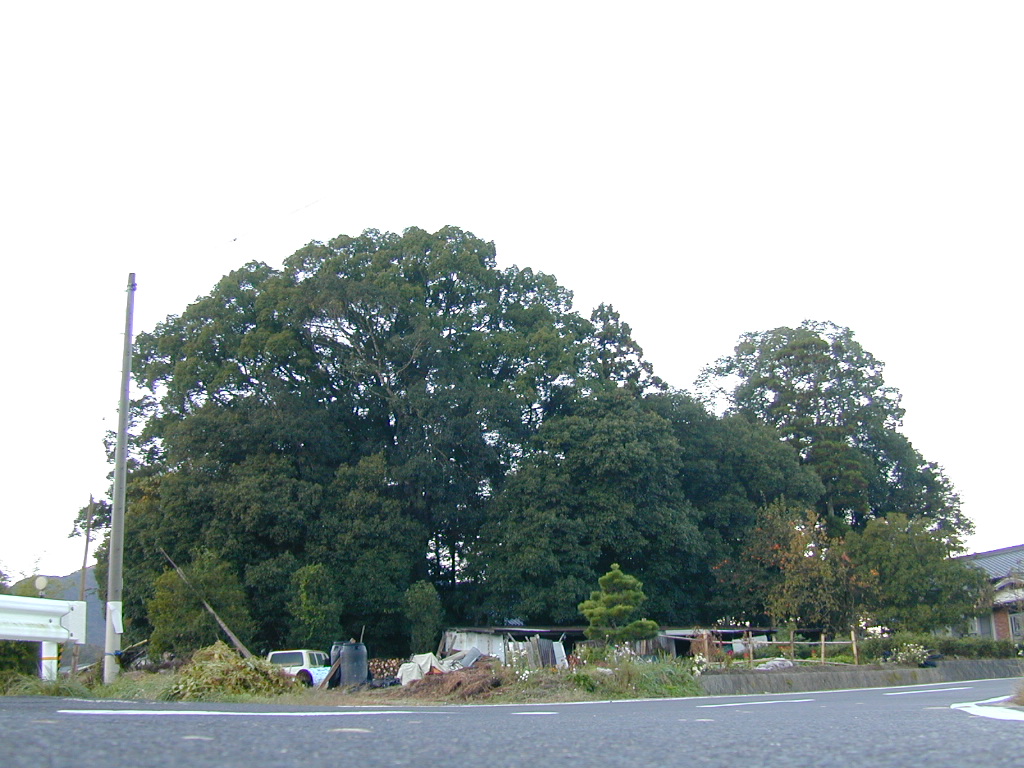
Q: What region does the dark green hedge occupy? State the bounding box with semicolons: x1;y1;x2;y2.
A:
859;632;1020;661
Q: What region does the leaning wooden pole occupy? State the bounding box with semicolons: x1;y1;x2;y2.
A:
104;274;136;684
157;548;253;658
72;496;95;675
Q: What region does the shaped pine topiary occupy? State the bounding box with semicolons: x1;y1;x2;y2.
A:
578;564;659;645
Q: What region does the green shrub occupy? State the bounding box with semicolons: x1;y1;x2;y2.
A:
890;643;929;666
0;641;38;675
565;670;597;692
501;646;702;701
566;656;702;699
860;633;1017;662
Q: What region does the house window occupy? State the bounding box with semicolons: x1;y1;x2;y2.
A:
971;614;994;638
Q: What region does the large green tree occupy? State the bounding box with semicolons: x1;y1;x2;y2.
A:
729;506;987;634
119;227;594;652
645;391;824;623
146;549;255;656
761;508;867;633
845;514;989;632
697;320;968;539
474;389;706;624
96;233;981;654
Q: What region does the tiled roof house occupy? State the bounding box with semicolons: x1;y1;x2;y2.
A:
959;544;1024;641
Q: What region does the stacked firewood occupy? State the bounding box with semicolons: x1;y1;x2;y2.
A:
368;658;404;679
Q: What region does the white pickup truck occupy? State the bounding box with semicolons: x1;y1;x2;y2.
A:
266;649;332;687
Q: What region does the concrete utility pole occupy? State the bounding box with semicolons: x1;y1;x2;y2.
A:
104;273;136;684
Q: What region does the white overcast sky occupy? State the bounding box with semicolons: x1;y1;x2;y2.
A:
1;2;1021;580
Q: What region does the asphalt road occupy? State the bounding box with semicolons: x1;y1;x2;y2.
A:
1;678;1021;768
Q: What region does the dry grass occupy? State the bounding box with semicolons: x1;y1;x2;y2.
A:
401;667;504;699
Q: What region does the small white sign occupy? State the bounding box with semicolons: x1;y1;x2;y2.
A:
108;601;124;634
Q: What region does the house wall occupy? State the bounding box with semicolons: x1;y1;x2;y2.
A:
992;608;1011;640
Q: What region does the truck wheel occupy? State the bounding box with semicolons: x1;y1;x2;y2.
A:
296;670;313;686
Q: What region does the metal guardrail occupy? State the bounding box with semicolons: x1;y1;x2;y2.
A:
0;595;87;680
0;595;87;644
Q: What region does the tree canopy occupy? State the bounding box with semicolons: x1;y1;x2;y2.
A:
697;320;969;540
85;228;978;655
845;515;989;632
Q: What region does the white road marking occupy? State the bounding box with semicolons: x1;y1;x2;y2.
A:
951;696;1024;722
698;699;814;708
884;686;972;696
511;712;558;716
328;727;372;733
181;735;213;741
59;709;434;717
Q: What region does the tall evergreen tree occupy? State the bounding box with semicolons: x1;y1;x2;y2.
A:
697;320;967;539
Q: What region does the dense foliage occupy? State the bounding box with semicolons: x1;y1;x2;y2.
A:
0;571;38;674
697;321;969;538
93;227;980;656
404;580;444;654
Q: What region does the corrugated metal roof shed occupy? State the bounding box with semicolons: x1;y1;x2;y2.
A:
960;543;1024;579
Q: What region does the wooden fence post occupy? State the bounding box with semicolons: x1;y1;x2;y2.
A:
850;628;860;665
820;632;826;665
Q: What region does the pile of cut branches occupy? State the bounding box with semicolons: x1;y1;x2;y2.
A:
164;641;293;701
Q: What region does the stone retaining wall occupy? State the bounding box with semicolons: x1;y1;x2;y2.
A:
698;659;1024;696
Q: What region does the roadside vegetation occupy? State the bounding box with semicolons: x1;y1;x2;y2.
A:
5;632;1020;706
0;642;704;705
2;566;1020;705
859;633;1021;662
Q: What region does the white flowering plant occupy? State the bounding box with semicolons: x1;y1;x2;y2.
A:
889;642;929;666
689;653;710;677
